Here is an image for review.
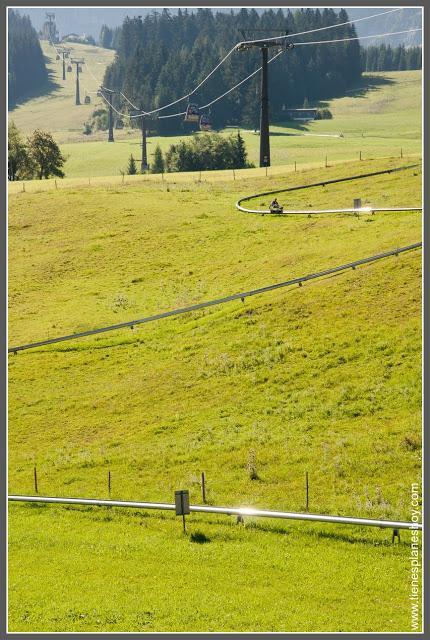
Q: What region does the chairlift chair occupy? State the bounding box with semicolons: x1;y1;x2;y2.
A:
199;114;212;131
56;54;60;60
184;103;200;123
84;95;91;104
67;65;72;72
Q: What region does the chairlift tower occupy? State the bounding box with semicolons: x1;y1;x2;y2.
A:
99;87;116;142
237;30;294;168
44;12;59;43
130;105;149;171
71;58;85;105
139;104;149;171
58;47;71;81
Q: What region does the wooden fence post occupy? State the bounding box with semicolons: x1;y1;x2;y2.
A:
34;465;38;494
201;472;206;503
305;471;309;512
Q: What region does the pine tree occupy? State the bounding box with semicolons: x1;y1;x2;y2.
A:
151;145;165;174
99;25;113;49
233;132;248;168
127;154;137;175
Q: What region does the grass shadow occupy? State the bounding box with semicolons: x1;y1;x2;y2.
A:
9;60;62;110
190;530;211;544
270;121;309;135
312;528;406;547
342;74;395;99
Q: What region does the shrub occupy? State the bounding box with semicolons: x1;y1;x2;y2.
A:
247;449;259;480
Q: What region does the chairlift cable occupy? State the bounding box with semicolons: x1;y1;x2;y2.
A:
122;8;415;115
241;7;412;45
293;27;422;47
127;25;422;122
80;8;419;120
159;48;284;119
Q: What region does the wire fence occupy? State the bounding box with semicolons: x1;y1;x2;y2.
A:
8;152;421;195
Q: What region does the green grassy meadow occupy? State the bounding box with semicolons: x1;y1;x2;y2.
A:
8;157;422;632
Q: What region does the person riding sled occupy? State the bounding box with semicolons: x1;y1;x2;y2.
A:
269;198;283;213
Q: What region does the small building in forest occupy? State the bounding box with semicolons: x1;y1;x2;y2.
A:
283;108;318;121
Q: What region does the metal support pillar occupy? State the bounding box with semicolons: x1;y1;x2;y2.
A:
108;95;114;142
75;66;80;106
141;114;148;171
237;33;294;169
260;46;270;168
71;59;84;105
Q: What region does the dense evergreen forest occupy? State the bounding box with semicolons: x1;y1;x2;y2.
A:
102;8;362;135
8;10;48;108
361;45;422;72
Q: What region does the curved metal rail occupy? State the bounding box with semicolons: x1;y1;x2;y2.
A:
235;163;421;215
8;242;421;354
8;495;422;531
237;205;422;215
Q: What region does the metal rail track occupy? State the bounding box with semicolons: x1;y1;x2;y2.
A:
237;205;422;215
8;495;422;531
235;163;421;215
8;242;421;354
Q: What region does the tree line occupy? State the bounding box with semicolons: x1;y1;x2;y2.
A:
102;8;362;135
361;44;422;72
8;123;65;180
98;24;121;49
8;9;48;108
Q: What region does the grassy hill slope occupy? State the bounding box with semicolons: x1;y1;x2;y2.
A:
8;158;422;632
8;40;115;143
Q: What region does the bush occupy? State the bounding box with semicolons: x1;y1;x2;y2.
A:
315;108;333;120
165;132;253;173
247;449;259;480
83;122;92;135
